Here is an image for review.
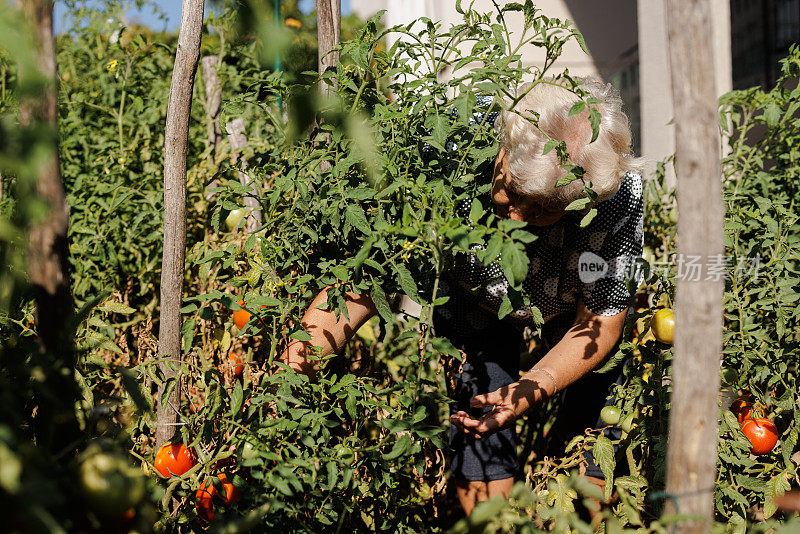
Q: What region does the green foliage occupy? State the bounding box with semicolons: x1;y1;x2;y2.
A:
713;45;800;523
565;45;800;529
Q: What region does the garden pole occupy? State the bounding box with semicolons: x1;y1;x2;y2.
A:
18;0;78;453
316;0;340;98
156;0;204;449
315;0;340;172
18;0;74;358
274;0;284;115
202;55;222;201
664;1;724;532
202;55;222;153
225;118;263;232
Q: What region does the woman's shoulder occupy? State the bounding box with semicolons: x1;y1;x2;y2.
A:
597;170;643;217
578;170;643;239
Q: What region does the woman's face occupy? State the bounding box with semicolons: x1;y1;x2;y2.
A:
491;148;566;226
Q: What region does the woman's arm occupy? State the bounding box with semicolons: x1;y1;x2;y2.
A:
282;287;378;376
449;302;628;438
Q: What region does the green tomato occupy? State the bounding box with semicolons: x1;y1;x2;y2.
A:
224;208;248;232
79;449;145;518
240;441;259;462
650;308;675;344
355;321;376;343
600;405;621;426
333;444;355;465
721;368;737;386
620;413;636;434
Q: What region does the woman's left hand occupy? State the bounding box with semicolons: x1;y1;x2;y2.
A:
449;378;545;439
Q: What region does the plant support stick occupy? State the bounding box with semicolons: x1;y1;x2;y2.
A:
156;0;204;449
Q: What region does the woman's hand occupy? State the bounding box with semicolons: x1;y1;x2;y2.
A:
449;377;549;439
450;303;627;439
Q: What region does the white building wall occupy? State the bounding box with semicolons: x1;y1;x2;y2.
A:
637;0;731;188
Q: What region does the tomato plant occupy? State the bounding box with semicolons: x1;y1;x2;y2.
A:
1;0;799;531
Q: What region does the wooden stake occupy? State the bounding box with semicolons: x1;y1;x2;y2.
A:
225;118;262;233
316;0;341;97
664;1;724;531
156;0;204;449
315;0;341;172
201;55;222;201
19;0;74;356
201;55;222;152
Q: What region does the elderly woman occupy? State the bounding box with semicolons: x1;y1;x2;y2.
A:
282;78;643;515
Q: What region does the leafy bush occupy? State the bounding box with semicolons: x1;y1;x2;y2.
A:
1;0;799;531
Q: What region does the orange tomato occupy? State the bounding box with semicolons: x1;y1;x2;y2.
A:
154;442;196;478
196;472;240;522
285;17;302;29
232;300;251;330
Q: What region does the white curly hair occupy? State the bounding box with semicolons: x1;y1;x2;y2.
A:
496;77;643;207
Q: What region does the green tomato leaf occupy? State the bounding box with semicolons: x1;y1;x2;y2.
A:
568;101;586;116
593;435;616;501
393;263;420;303
580;208;598;227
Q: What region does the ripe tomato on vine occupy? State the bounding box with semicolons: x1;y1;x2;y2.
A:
741;418;779;455
232;300;251;330
730;396;754;424
154;443;196;478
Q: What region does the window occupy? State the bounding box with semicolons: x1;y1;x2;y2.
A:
775;0;800;49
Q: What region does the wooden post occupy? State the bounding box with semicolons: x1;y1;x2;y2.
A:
201;55;222;201
315;0;340;172
201;55;222;152
156;0;204;449
664;1;724;531
225;118;263;233
18;0;74;356
316;0;341;97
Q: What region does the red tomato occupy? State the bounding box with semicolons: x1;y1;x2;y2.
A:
232;300;251;330
196;472;240;522
741;418;778;454
154;443;197;478
730;396;754;424
230;353;244;378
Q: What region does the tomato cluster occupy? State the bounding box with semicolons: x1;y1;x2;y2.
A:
196;472;240;522
153;441;247;523
729;396;779;455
